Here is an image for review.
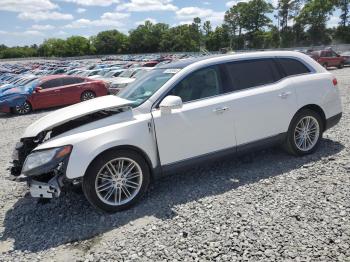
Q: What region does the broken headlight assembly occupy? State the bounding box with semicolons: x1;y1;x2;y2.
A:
22;145;72;177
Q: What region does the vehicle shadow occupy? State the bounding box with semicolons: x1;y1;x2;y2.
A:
0;138;344;252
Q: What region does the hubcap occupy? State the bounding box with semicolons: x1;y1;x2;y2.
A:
82;92;95;101
15;102;30;114
294;116;320;151
95;157;143;206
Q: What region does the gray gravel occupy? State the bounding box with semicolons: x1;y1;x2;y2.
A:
0;68;350;261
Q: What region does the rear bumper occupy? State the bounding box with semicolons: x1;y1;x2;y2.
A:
325;112;342;131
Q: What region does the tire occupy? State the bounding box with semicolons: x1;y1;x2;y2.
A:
322;63;328;69
283;109;323;156
82;149;150;213
81;91;96;101
13;101;32;115
337;63;344;69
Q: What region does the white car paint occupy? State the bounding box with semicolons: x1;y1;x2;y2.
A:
20;51;342;180
23;95;132;137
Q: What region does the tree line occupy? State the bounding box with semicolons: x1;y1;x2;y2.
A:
1;0;349;59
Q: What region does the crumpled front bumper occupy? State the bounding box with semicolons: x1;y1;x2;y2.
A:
28;174;62;198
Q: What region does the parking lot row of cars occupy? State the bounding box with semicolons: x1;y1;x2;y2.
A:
0;49;348;115
0;53;191;114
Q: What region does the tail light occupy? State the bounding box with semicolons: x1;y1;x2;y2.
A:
332;78;338;87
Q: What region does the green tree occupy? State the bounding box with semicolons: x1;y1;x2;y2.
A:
93;30;128;54
296;0;336;44
65;36;91;56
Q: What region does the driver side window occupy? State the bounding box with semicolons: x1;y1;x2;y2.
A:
169;66;221;103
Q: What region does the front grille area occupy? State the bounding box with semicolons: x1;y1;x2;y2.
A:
11;137;38;177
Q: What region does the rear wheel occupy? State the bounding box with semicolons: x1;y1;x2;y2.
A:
82;150;150;213
81;91;96;101
13;101;32;115
284;109;323;156
322;63;328;69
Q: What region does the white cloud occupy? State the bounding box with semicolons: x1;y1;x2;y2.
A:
0;0;57;12
176;7;224;24
0;30;44;37
31;24;55;30
64;12;129;28
203;1;211;5
76;8;87;13
135;18;157;26
18;11;74;21
116;0;178;12
63;0;119;6
327;16;340;28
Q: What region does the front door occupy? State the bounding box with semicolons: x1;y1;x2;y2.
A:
152;66;236;166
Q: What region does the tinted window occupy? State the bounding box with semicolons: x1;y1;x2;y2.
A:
225;59;280;90
168;66;221;103
277;58;310;76
41;79;62;89
61;77;84;86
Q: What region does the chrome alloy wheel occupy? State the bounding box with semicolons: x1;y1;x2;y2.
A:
81;91;95;101
15;101;31;114
95;157;143;206
294;116;320;152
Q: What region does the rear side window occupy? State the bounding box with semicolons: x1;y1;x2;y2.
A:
225;59;281;90
61;77;84;86
276;58;310;76
41;79;62;89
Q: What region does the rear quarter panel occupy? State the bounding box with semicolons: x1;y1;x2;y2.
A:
292;72;342;119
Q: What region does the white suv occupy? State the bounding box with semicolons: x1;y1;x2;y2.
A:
11;51;342;212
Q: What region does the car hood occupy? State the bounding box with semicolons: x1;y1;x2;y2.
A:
22;95;133;138
109;77;135;84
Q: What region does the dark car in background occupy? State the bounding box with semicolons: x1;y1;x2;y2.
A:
310;49;345;69
0;75;108;114
341;51;350;65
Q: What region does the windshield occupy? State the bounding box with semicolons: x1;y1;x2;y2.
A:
118;69;177;107
119;68;137;78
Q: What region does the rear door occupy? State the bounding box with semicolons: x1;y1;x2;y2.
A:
59;77;86;105
223;58;299;147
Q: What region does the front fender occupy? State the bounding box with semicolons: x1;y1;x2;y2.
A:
35;114;158;179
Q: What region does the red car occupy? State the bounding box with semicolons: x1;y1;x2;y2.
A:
310;50;345;69
2;75;108;114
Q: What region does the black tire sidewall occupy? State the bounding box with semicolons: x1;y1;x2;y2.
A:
82;149;150;213
286;109;323;156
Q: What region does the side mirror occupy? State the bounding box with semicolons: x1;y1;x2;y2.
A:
34;86;42;92
159;95;183;113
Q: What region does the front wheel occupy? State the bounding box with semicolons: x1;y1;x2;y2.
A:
337;63;344;69
284;109;323;156
82;150;150;213
13;101;32;115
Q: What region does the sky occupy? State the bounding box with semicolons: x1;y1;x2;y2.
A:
0;0;341;47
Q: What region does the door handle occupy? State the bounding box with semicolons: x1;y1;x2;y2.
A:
278;91;292;99
54;90;60;92
213;106;230;113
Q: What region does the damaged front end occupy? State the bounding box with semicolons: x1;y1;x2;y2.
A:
9;95;134;199
11;133;72;198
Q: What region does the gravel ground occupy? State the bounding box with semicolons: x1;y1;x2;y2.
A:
0;68;350;261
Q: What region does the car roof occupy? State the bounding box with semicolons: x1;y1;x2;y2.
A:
158;55;223;69
40;74;84;81
158;51;315;70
